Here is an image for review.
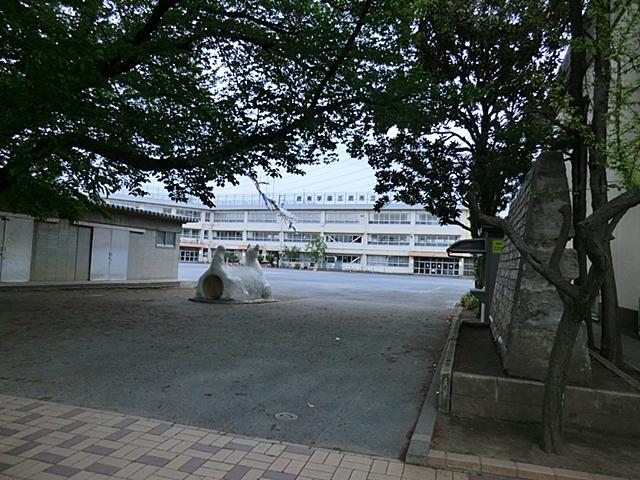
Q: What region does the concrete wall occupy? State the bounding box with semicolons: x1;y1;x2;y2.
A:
450;371;640;436
127;230;179;280
610;205;640;331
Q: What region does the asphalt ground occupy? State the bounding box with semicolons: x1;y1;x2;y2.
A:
0;267;472;459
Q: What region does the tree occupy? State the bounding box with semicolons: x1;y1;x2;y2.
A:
224;250;239;263
305;233;327;268
351;0;565;236
282;246;300;262
472;0;640;452
0;0;405;219
265;252;276;267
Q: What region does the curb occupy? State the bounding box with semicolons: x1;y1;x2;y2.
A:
0;279;181;291
424;449;630;480
405;307;462;465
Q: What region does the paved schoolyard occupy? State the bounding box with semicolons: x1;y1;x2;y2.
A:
0;269;472;459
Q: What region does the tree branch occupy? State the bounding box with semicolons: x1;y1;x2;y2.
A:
581;187;640;230
209;8;297;35
468;195;579;299
132;0;182;45
308;0;373;110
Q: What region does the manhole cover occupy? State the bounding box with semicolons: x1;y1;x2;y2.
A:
274;412;298;421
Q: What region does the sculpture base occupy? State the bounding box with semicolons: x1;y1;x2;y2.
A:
188;297;276;305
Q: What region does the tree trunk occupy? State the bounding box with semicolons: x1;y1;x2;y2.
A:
567;0;588;289
588;0;622;365
600;244;624;365
542;300;588;453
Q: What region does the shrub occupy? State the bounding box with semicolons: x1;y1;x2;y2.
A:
225;251;239;263
460;291;480;313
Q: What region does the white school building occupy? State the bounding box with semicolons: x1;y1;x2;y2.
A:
107;192;473;276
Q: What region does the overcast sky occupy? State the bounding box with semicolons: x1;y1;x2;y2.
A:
144;148;379;198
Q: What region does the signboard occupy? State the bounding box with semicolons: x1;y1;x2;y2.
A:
492;239;504;254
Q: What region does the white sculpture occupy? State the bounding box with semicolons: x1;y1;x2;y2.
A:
194;244;273;302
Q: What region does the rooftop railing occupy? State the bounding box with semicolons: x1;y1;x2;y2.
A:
125;190;382;207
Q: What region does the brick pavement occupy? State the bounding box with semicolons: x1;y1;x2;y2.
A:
0;395;627;480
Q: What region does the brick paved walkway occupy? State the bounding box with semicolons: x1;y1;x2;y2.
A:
0;395;465;480
0;394;627;480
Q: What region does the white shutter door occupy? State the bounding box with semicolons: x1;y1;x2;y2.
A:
0;217;34;282
90;227;111;281
108;229;129;280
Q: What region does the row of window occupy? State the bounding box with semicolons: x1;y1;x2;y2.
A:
176;210;442;225
367;255;410;267
178;247;476;275
180;230;459;247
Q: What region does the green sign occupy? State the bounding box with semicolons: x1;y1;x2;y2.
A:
492;239;504;254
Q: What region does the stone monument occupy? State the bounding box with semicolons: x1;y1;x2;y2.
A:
489;151;592;384
193;244;273;303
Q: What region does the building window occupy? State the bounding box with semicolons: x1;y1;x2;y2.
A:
413;257;460;276
156;231;176;247
295;211;321;223
368;255;409;267
203;230;209;240
143;204;172;214
326;255;361;264
325;212;360;224
463;258;476;277
316;195;322;202
248;211;279;223
359;195;365;201
336;255;361;264
348;195;354;202
284;232;315;243
215;212;244;223
337;195;344;201
414;235;460;247
296;196;302;202
212;231;243;241
181;228;200;239
247;231;280;242
176;208;201;221
416;213;440;225
368;234;410;246
179;248;199;262
369;212;410;224
306;196;312;202
325;233;362;243
204;212;211;222
327;195;333;201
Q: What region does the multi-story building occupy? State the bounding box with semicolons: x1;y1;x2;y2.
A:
108;192;473;276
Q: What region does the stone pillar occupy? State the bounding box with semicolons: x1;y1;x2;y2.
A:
490;152;592;384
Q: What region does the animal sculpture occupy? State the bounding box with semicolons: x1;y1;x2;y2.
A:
195;244;272;302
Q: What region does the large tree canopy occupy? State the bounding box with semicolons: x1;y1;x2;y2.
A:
0;0;408;218
351;0;565;235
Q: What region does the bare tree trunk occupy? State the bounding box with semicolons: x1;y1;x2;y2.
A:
600;244;624;364
588;0;623;365
567;0;589;295
542;300;587;453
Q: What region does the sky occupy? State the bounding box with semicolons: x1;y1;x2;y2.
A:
143;148;379;198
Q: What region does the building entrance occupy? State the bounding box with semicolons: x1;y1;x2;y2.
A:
413;257;460;276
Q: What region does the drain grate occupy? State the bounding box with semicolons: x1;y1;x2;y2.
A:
274;412;298;421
